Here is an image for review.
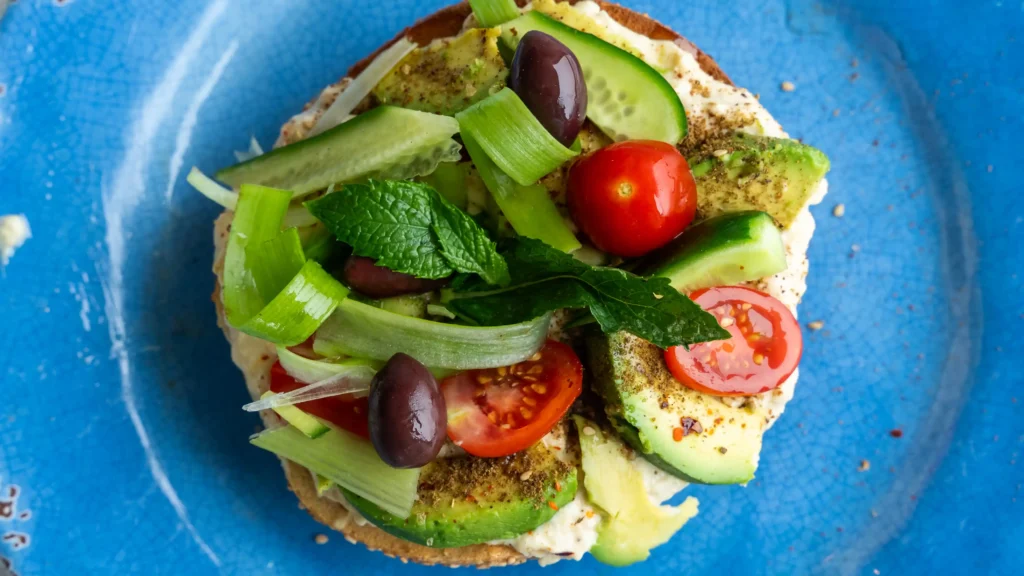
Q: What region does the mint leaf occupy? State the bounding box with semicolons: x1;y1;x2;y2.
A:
447;238;729;348
305;180;507;284
432;195;510;286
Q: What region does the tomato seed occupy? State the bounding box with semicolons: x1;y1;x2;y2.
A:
477;374;492;384
532;384;548;394
520;407;533;419
523;396;537;406
753;354;764;365
529;352;543;361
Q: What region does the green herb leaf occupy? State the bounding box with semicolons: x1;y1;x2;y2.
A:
305;180;508;285
446;238;729;348
432;196;510;286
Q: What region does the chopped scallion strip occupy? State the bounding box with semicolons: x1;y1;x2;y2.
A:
276;346;380;384
237;260;349;346
310;38;417;137
462;132;580;253
224;185;350;345
456;87;577;186
251;426;420;518
313;299;550;370
468;0;520;28
187;167;237;210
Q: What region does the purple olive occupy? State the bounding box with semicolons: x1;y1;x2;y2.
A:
368;353;447;469
509;31;588;147
342;256;449;299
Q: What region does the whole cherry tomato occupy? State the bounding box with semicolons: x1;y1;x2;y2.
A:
567;140;697;257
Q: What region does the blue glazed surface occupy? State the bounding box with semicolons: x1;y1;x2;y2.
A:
0;0;1020;574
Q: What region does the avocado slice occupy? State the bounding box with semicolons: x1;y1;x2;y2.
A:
373;28;508;116
586;331;770;485
343;444;577;548
573;416;699;567
689;134;830;228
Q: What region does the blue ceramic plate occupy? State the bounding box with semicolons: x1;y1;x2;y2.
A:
1;1;1020;574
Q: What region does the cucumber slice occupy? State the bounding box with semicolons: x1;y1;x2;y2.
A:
500;11;687;143
216;106;461;198
260;392;330;439
635;211;787;293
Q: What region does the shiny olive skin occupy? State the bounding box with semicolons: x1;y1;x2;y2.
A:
509;31;588;147
342;255;449;299
368;353;447;469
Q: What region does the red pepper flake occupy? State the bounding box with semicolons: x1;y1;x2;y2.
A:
672;427;684;442
890;429;903;438
555;481;562;492
465;494;477;503
548;501;559;511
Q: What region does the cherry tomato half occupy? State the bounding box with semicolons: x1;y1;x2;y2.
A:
441;340;583;458
270;361;370;439
567;140;697;257
664;286;802;396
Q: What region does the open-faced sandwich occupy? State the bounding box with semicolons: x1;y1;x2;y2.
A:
189;0;830;567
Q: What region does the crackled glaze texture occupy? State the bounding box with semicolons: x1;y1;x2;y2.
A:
0;1;1021;575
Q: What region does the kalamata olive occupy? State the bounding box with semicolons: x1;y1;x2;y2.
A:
509;31;587;147
342;255;449;299
368;353;447;469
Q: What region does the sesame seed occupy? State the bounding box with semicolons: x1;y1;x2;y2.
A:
315;534;329;545
807;320;825;331
833;203;846;217
520;471;533;481
720;317;735;328
582;426;596;436
851;244;861;252
712;149;728;157
858;460;871;472
781;81;796;92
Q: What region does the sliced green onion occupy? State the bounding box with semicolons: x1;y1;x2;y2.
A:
187;167;237;210
237;260;350;346
468;0;520;28
223;185;293;325
276;346;380;383
314;299;550;370
251;426;421;518
378;295;428;318
246;228;306;303
260;392;331;439
462;132;580;253
224;185;351;345
310;38;417;137
296;224;344;264
244;363;375;412
216;106;462;198
456;87;577;186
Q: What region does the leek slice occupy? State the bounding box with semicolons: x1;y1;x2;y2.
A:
310;38;417;137
237;260;349;346
469;0;520;28
314;299;550;370
187;167;237;210
462;132;580;253
244;363;375;412
251;426;420;518
223;185;293;325
224;185;350;345
456;87;577;186
276;346;380;384
247;228;305;303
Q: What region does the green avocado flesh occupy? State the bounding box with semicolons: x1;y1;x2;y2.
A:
344;444;578;548
634;211;788;293
586;331;770;485
373;28;509;116
689;134;830;228
573;417;699;567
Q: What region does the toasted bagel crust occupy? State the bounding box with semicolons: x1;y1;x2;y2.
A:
215;1;734;567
